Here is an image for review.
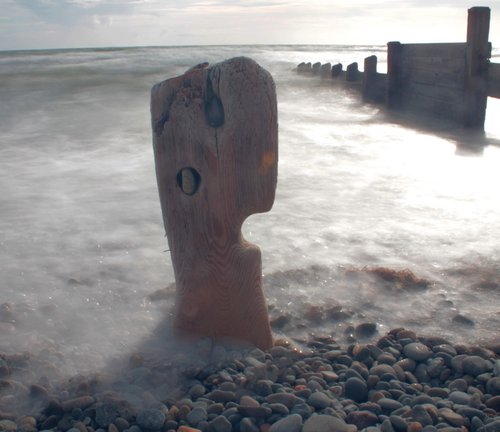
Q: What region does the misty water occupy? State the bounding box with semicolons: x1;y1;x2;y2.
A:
0;45;499;377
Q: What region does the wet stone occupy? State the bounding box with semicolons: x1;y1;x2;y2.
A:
378;398;403;413
303;414;352;432
438;408;465;427
205;390;236;403
307;392;332;409
237;405;271;417
186;407;207;425
268;403;289;415
462;356;491;376
449;378;468;393
404;343;432;362
269;413;303;432
208;415;232;432
189;384;206;399
345;410;379;429
290;402;312;418
96;404;118;428
0;420;17;432
136;409;165;431
412;405;433;427
390;415;409;431
344;377;368;403
449;391;471;405
486;395;500;411
266;393;301;408
239;417;259;432
355;323;378;339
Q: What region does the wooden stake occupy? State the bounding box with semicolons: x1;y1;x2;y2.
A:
151;57;277;350
464;6;491;128
386;41;403;109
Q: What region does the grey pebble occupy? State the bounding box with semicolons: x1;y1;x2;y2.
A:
303;414;353;432
187;406;208;425
266;392;302;408
269;413;303;432
208;415;232;432
239;417;259;432
462;356;491;376
0;421;17;432
136;409;165;431
404;342;432;362
307;391;332;409
344;376;368;403
345;410;379;429
449;391;471;405
95;404;118;428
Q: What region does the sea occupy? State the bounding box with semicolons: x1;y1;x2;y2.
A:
0;45;499;377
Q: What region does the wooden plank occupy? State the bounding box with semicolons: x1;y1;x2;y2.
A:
403;81;464;110
402;67;465;90
401;43;466;60
464;7;490;127
401;91;465;123
151;57;277;350
402;55;466;73
403;57;463;71
487;62;500;98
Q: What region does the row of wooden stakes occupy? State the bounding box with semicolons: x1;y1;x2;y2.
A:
297;60;363;82
297;56;387;104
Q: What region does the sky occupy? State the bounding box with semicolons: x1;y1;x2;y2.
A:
1;0;500;50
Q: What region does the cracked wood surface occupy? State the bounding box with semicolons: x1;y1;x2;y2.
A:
151;57;277;350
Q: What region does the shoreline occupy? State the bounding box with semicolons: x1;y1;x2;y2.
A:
1;327;499;432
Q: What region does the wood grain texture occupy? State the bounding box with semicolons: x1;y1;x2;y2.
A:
488;63;500;99
151;57;277;350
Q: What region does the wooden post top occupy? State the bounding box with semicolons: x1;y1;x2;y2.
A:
151;57;277;349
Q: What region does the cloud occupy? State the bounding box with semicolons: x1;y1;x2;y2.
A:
15;0;133;25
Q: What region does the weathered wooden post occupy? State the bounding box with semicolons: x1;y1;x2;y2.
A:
150;57;277;350
387;41;403;109
464;6;491;128
320;62;332;78
363;55;378;101
346;62;359;82
331;63;343;78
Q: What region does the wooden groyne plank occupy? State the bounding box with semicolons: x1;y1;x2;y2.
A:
487;62;500;98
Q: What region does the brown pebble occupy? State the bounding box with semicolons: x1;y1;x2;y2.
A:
41;415;59;430
61;396;95;412
29;384;49;400
108;423;119;432
486;395;500;411
407;422;423;432
178;427;202;432
73;421;88;432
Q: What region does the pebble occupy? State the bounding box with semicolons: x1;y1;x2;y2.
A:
303;414;353;432
266;393;301;408
344;376;368;403
95;404;118;428
135;409;165;431
0;420;17;432
186;407;207;425
345;410;379;429
307;391;332;409
462;356;491;376
404;343;433;362
208;415;232;432
268;414;302;432
2;327;499;432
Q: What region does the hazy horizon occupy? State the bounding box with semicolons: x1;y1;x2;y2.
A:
2;1;500;51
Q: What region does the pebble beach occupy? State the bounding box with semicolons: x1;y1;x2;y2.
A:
1;326;499;432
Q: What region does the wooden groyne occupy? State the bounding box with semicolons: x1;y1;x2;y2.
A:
297;7;500;130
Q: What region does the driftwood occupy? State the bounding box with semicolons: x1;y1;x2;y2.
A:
150;57;277;350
